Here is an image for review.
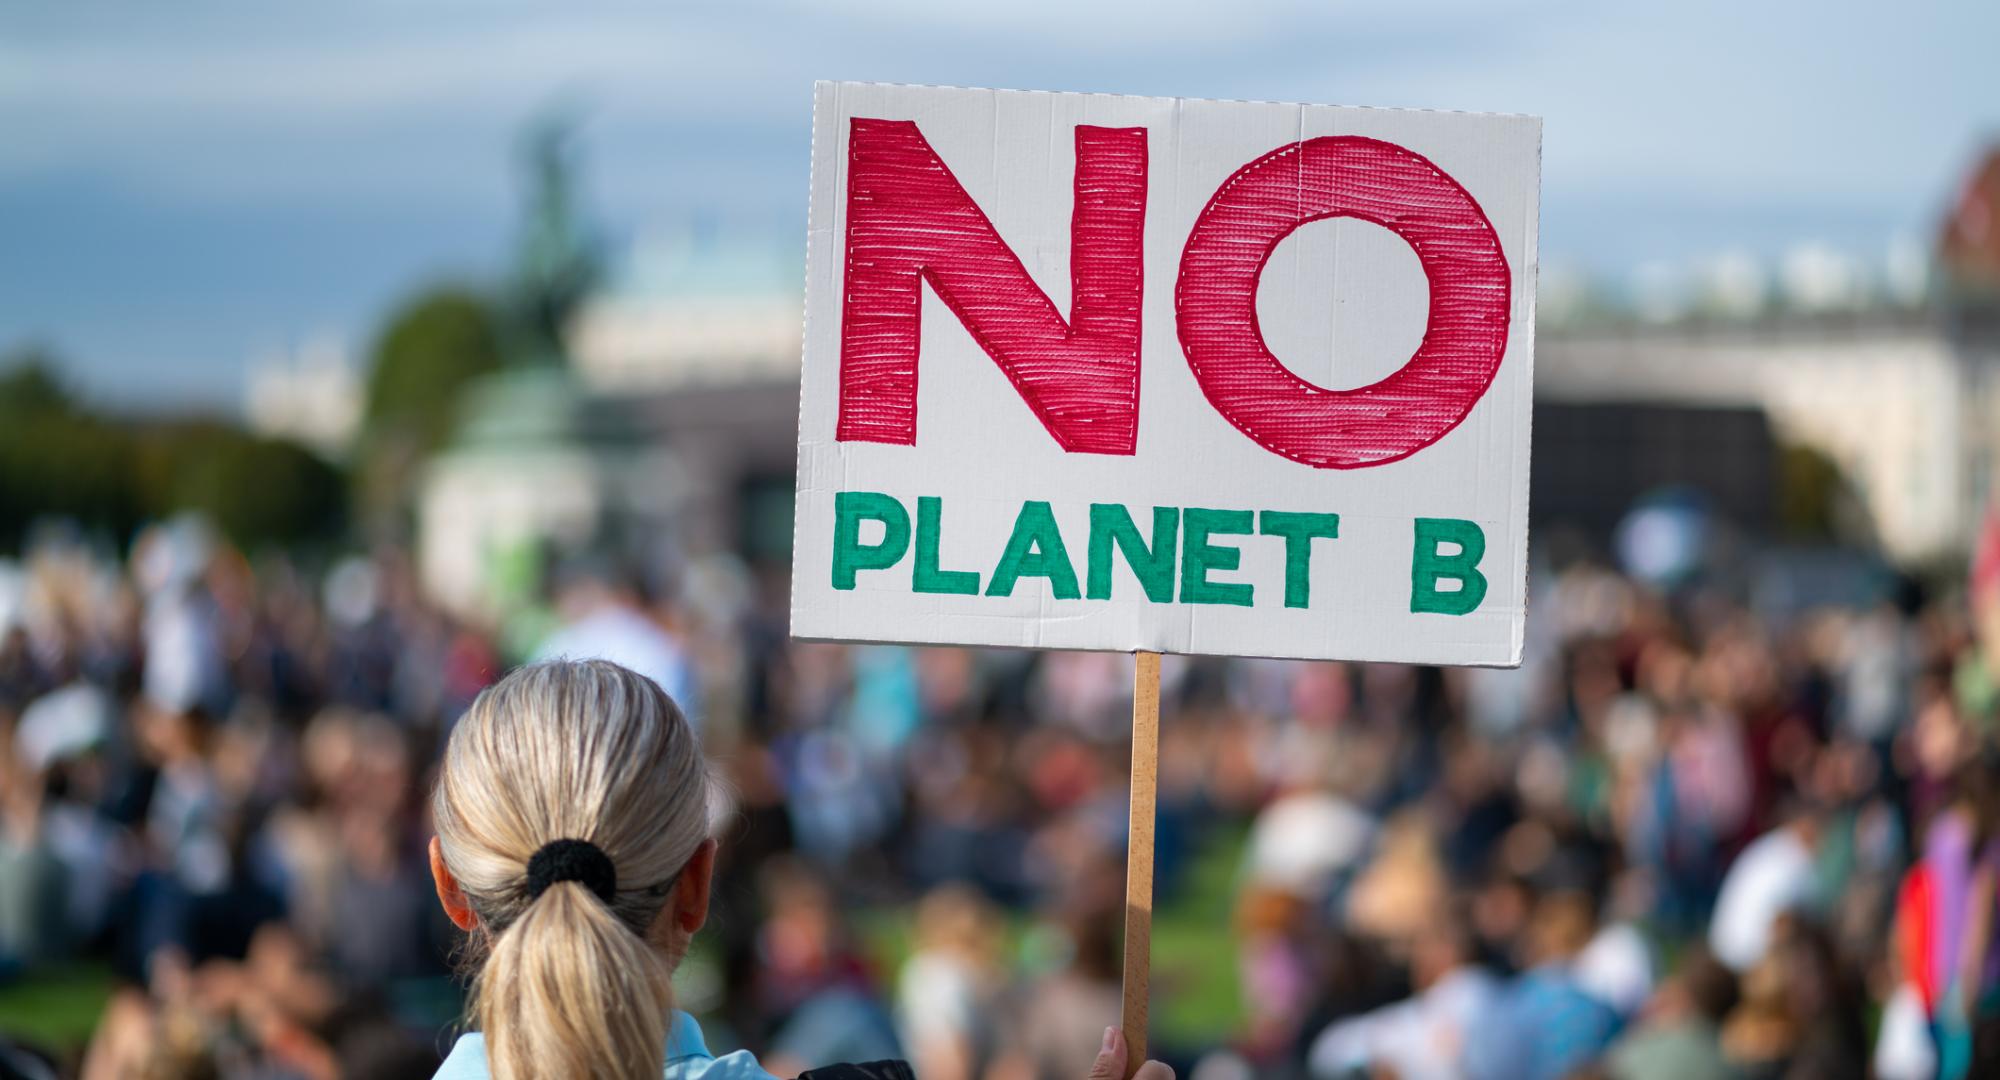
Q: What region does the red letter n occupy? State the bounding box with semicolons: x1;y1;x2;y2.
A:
838;119;1147;454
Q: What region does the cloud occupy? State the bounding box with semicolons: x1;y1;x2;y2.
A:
1;0;1994;404
0;1;1545;201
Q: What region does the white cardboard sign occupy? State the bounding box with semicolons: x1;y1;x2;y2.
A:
791;83;1540;666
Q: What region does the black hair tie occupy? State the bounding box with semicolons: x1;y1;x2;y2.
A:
525;838;617;905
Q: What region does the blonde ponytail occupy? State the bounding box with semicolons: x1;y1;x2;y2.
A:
432;660;712;1080
476;881;675;1079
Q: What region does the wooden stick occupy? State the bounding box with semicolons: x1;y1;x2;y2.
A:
1121;650;1162;1079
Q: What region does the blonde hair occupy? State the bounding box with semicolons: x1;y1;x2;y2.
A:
432;660;711;1080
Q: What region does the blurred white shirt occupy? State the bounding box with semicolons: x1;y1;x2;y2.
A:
1246;791;1376;898
535;605;694;716
1574;921;1655;1016
1709;824;1816;971
1309;966;1499;1080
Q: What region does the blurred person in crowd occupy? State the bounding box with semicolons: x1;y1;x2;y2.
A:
1805;735;1905;973
706;743;798;1048
1466;889;1623;1080
1604;946;1739;1080
1426;730;1521;888
782;724;903;871
746;857;885;1047
911;718;1039;903
1708;803;1823;973
1234;884;1321;1062
260;707;372;957
79;920;415;1080
1306;909;1498;1080
1287;925;1405;1071
320;711;442;992
1006;899;1126;1080
1;681;121;969
1245;769;1376;918
126;697;287;975
1890;751;2000;1078
1905;676;1976;840
751;859;905;1077
1719;914;1866;1080
0;713;68;976
1959;509;2000;732
1343;812;1444;948
133;518;230;722
1625;697;1753;934
534;557;694;714
895;883;1008;1080
1839;598;1918;752
1574;874;1657;1021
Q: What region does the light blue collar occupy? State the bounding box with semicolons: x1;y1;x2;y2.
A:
435;1010;717;1079
665;1011;714;1064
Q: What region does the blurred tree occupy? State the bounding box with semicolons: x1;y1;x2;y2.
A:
0;347;139;544
133;422;346;549
0;349;346;552
362;288;505;451
1777;442;1870;544
355;287;504;533
0;348;77;417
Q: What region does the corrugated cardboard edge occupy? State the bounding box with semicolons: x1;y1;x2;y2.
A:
787;82;830;643
813;79;1542;124
1509;116;1546;669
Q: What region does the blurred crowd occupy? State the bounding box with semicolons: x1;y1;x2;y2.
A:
4;511;2000;1080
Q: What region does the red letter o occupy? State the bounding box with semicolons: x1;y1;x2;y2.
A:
1175;137;1511;469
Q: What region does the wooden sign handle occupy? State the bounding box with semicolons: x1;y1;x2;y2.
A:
1121;650;1161;1078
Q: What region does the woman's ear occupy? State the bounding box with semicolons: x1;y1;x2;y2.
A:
671;838;719;936
430;835;478;931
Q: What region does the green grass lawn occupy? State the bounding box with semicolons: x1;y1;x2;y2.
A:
0;962;119;1053
1149;821;1247;1044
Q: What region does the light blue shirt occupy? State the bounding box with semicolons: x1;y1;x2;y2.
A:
434;1011;778;1080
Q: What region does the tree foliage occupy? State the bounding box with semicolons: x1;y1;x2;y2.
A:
0;349;345;552
355;287;504;536
362;287;504;454
1777;442;1867;544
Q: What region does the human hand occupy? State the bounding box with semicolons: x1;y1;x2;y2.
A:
1087;1026;1172;1080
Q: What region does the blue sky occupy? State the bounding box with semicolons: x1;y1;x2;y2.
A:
1;0;1995;409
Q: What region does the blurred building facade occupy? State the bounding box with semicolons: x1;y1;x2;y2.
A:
1538;309;1976;560
571;230;803;562
405;147;2000;616
243;337;363;459
415;229;801;619
1533;144;2000;565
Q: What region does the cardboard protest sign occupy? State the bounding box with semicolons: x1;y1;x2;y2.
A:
793;82;1541;666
